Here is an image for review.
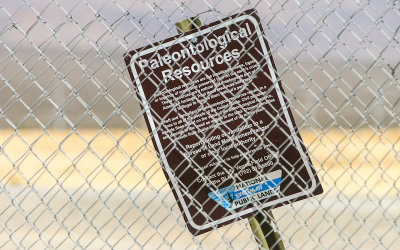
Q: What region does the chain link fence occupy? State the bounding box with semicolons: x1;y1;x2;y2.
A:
0;0;399;249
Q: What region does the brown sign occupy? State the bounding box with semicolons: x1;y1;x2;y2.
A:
125;9;323;235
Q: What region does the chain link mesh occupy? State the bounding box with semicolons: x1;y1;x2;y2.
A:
0;0;399;249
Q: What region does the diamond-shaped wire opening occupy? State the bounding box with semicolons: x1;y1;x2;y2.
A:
0;1;399;248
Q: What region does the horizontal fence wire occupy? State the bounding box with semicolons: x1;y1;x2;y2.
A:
0;0;399;249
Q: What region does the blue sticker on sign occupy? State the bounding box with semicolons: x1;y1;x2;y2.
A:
208;170;282;211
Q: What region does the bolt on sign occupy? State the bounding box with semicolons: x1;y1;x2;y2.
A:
125;9;323;235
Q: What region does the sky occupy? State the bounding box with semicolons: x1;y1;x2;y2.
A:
0;0;398;129
0;0;399;62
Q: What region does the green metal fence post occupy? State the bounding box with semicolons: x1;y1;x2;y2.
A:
175;16;285;250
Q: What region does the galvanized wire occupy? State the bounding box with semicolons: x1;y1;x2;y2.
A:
0;0;399;249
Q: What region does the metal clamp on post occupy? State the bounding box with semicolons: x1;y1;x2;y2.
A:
175;16;201;34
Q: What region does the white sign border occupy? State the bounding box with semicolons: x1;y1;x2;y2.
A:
130;14;317;231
